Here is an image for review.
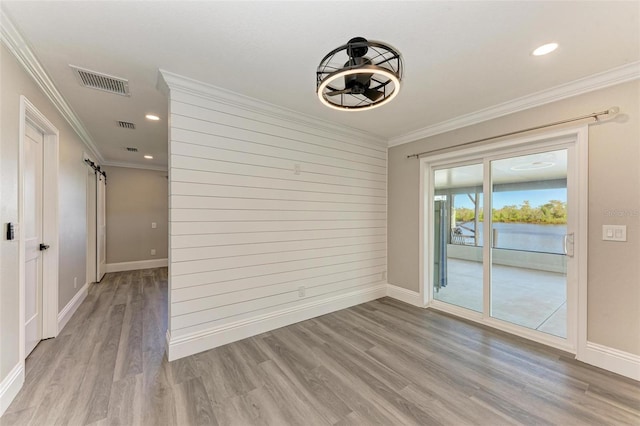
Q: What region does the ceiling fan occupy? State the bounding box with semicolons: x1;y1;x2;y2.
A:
316;37;403;111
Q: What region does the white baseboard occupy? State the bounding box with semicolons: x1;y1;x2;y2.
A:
167;284;387;361
57;282;89;333
386;283;424;307
105;258;168;273
577;341;640;381
0;363;24;417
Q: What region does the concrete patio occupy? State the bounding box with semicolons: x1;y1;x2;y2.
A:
434;258;567;338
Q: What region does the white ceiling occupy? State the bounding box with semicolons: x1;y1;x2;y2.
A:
3;1;639;169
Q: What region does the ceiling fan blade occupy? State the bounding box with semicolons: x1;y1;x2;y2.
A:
363;88;384;102
326;89;352;96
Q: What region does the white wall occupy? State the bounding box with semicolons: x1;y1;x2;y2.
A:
161;72;388;360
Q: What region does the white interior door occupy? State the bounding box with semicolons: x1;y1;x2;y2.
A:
87;167;97;284
96;173;106;282
24;122;44;356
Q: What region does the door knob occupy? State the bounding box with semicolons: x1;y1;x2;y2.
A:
39;243;50;251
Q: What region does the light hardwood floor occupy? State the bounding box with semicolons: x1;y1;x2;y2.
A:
2;268;639;425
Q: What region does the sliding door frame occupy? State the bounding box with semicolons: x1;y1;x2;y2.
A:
419;125;588;355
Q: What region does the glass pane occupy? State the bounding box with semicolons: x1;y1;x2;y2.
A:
490;149;568;338
433;163;484;312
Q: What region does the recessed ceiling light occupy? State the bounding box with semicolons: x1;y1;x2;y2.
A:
532;43;559;56
145;114;160;121
144;155;153;159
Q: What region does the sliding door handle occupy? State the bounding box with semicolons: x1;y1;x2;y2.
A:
563;233;574;257
39;243;50;251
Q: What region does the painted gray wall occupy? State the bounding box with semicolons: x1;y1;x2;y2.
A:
103;166;168;264
388;80;640;356
0;44;88;380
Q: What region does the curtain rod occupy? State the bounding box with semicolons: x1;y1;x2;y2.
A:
406;107;620;159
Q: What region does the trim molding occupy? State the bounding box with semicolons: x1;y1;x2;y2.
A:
105;258;168;273
102;161;168;172
577;342;640;381
388;61;640;147
386;284;423;307
0;10;104;163
0;363;24;417
158;69;387;148
167;284;387;361
57;282;89;333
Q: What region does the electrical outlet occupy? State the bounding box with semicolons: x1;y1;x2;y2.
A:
298;286;305;298
151;222;157;229
294;164;301;175
151;249;156;256
74;277;78;289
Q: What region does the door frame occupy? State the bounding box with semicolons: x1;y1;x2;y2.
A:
18;96;59;363
85;152;97;285
419;125;588;355
96;173;106;282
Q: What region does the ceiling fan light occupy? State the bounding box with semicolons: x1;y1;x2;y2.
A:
317;68;401;111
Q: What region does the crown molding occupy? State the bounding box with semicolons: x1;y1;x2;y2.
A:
158;69;388;148
389;61;640;147
101;161;168;172
0;9;105;163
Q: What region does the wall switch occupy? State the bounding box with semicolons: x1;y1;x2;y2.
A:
6;223;15;240
151;249;156;256
74;277;78;289
602;225;627;242
298;286;305;298
151;222;157;229
6;222;19;241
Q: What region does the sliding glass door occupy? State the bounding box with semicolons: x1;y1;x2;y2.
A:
427;137;580;349
433;163;484;312
489;149;568;338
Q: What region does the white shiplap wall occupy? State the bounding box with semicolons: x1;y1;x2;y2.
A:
161;71;387;360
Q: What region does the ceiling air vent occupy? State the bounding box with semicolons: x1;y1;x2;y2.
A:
126;147;138;152
118;121;136;130
70;65;130;96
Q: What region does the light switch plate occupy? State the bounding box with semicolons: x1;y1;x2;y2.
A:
151;222;157;229
602;225;627;242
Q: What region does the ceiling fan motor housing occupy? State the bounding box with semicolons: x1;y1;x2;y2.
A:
344;57;372;94
346;37;369;58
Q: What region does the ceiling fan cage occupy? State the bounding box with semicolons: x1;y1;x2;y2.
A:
316;38;403;111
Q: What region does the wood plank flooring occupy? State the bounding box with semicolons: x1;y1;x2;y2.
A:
2;268;639;425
